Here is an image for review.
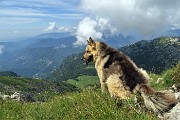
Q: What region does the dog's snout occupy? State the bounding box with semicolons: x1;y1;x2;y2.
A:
81;57;84;60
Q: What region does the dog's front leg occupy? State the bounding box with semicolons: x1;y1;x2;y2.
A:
100;78;108;93
95;55;110;93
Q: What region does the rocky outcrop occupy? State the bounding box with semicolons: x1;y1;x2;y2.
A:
0;92;35;102
163;102;180;120
161;85;180;120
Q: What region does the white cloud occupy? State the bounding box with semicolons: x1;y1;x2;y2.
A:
59;27;70;32
74;17;117;46
80;0;180;38
97;17;118;35
74;17;103;46
0;45;5;55
44;22;59;32
43;22;76;33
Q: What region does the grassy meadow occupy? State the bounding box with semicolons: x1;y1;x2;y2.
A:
0;62;179;120
0;89;158;120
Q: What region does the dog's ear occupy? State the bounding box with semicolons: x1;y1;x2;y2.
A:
88;37;95;45
87;40;90;44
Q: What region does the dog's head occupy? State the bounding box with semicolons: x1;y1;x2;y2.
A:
81;37;97;65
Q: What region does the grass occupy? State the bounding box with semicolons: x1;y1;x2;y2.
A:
0;89;158;120
65;75;99;89
1;62;179;120
149;62;179;90
0;76;77;101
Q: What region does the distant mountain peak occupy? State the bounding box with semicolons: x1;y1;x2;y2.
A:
36;32;72;39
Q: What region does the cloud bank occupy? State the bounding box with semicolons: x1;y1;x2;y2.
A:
78;0;180;39
74;17;117;46
74;0;180;46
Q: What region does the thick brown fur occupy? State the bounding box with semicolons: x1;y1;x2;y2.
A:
81;37;177;114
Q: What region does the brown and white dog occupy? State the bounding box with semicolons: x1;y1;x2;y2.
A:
81;37;177;114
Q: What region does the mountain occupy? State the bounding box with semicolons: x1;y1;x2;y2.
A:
49;36;180;81
119;36;180;73
0;33;84;78
0;71;19;77
35;32;72;39
102;33;133;48
165;29;180;37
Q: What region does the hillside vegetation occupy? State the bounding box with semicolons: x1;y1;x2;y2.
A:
48;53;97;81
0;89;158;120
0;74;77;101
120;36;180;73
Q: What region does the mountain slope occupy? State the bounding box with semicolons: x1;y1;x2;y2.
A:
47;53;97;81
49;36;180;81
119;36;180;73
0;71;19;77
0;36;84;78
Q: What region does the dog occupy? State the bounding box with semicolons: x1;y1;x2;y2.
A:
81;37;177;114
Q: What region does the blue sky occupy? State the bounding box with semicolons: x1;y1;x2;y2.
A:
0;0;85;41
1;0;180;43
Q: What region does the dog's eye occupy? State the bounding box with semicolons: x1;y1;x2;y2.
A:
86;51;90;53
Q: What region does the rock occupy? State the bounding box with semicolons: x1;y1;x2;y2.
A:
171;84;180;92
11;92;21;101
11;92;35;102
159;91;180;120
0;92;10;100
3;95;10;100
175;92;180;101
163;103;180;120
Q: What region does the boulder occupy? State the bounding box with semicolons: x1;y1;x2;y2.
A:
163;103;180;120
160;92;180;120
11;92;35;102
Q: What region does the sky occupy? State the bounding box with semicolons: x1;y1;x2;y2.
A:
1;0;180;45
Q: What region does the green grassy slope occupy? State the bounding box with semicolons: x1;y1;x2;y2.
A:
0;62;179;120
0;89;158;120
0;76;77;101
66;75;99;89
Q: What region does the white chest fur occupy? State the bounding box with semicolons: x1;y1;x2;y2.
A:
95;55;110;79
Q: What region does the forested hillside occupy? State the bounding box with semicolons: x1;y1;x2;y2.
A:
120;36;180;73
48;53;97;81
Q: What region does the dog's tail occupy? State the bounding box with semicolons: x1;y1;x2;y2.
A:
136;84;177;114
